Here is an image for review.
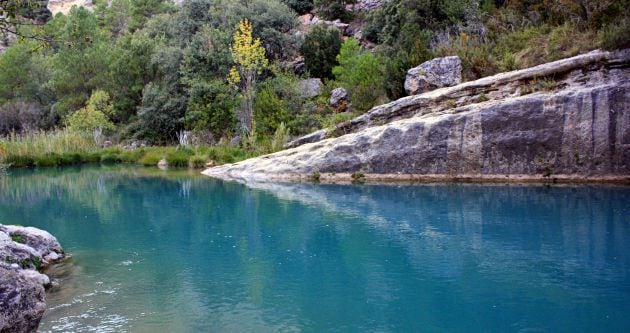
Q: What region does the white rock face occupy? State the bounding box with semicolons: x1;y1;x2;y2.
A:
47;0;93;16
205;49;630;183
404;56;462;95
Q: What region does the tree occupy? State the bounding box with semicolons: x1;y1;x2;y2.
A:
49;7;111;117
282;0;314;14
66;90;115;132
301;24;342;79
333;38;385;111
228;18;268;134
314;0;355;21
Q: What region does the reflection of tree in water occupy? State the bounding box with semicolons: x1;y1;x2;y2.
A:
179;180;192;198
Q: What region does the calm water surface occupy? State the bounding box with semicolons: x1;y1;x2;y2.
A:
1;166;629;332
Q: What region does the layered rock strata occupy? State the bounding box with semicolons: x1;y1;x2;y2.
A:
204;49;630;183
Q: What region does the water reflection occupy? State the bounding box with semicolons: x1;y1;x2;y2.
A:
0;166;629;332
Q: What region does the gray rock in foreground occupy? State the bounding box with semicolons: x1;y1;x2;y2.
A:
0;225;65;333
0;265;47;333
205;49;630;183
404;56;462;95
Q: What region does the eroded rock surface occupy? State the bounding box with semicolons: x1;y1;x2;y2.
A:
205;49;630;183
0;225;65;333
0;265;47;333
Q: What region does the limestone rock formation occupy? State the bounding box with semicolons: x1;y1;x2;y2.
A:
0;224;66;333
299;78;324;98
0;265;47;333
47;0;93;16
404;56;462;95
204;49;630;183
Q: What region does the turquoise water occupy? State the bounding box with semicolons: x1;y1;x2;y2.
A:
1;166;629;332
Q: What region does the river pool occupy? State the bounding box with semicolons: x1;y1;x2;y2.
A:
1;166;629;332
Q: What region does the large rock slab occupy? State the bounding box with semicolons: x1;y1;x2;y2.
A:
205;50;630;183
404;56;462;95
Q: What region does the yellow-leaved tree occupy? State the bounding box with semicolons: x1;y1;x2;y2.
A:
228;18;268;135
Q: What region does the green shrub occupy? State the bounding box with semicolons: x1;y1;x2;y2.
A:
599;15;630;50
10;233;26;244
82;152;103;163
189;155;207;169
118;149;145;163
301;24;342;79
138;150;163;166
60;153;81;165
35;153;61;167
101;153;122;164
166;151;191;167
5;154;35;167
282;0;314;14
332;38;386;112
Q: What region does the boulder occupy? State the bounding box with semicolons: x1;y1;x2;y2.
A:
330;88;349;112
0;266;47;333
0;224;66;333
404;56;462;95
157;158;168;170
298;78;324;98
0;225;64;267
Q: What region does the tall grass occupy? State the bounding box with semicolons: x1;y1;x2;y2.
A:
0;130;265;169
0;129;99;167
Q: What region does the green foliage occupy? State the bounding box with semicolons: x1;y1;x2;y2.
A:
66;90;115;132
315;0;355;21
270;122;290;152
333;38;386;112
282;0;314;14
599;15;630;50
254;85;290;135
351;171;365;183
137;82;186;144
189;154;208;168
301;24;342;79
49;7;112;116
166;150;192;167
10;233;26;244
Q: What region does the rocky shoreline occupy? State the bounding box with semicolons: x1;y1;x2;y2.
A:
0;225;66;333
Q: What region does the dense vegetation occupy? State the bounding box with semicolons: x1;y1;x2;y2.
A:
0;0;628;168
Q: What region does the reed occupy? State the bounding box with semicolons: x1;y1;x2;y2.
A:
0;130;263;169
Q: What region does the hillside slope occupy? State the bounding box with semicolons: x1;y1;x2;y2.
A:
203;49;630;183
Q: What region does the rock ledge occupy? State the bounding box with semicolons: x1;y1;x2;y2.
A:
204;49;630;184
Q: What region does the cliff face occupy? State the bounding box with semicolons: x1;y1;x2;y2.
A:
204;49;630;183
46;0;93;16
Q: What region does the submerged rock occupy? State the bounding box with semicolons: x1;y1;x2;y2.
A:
205;49;630;183
404;56;462;95
0;224;66;333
